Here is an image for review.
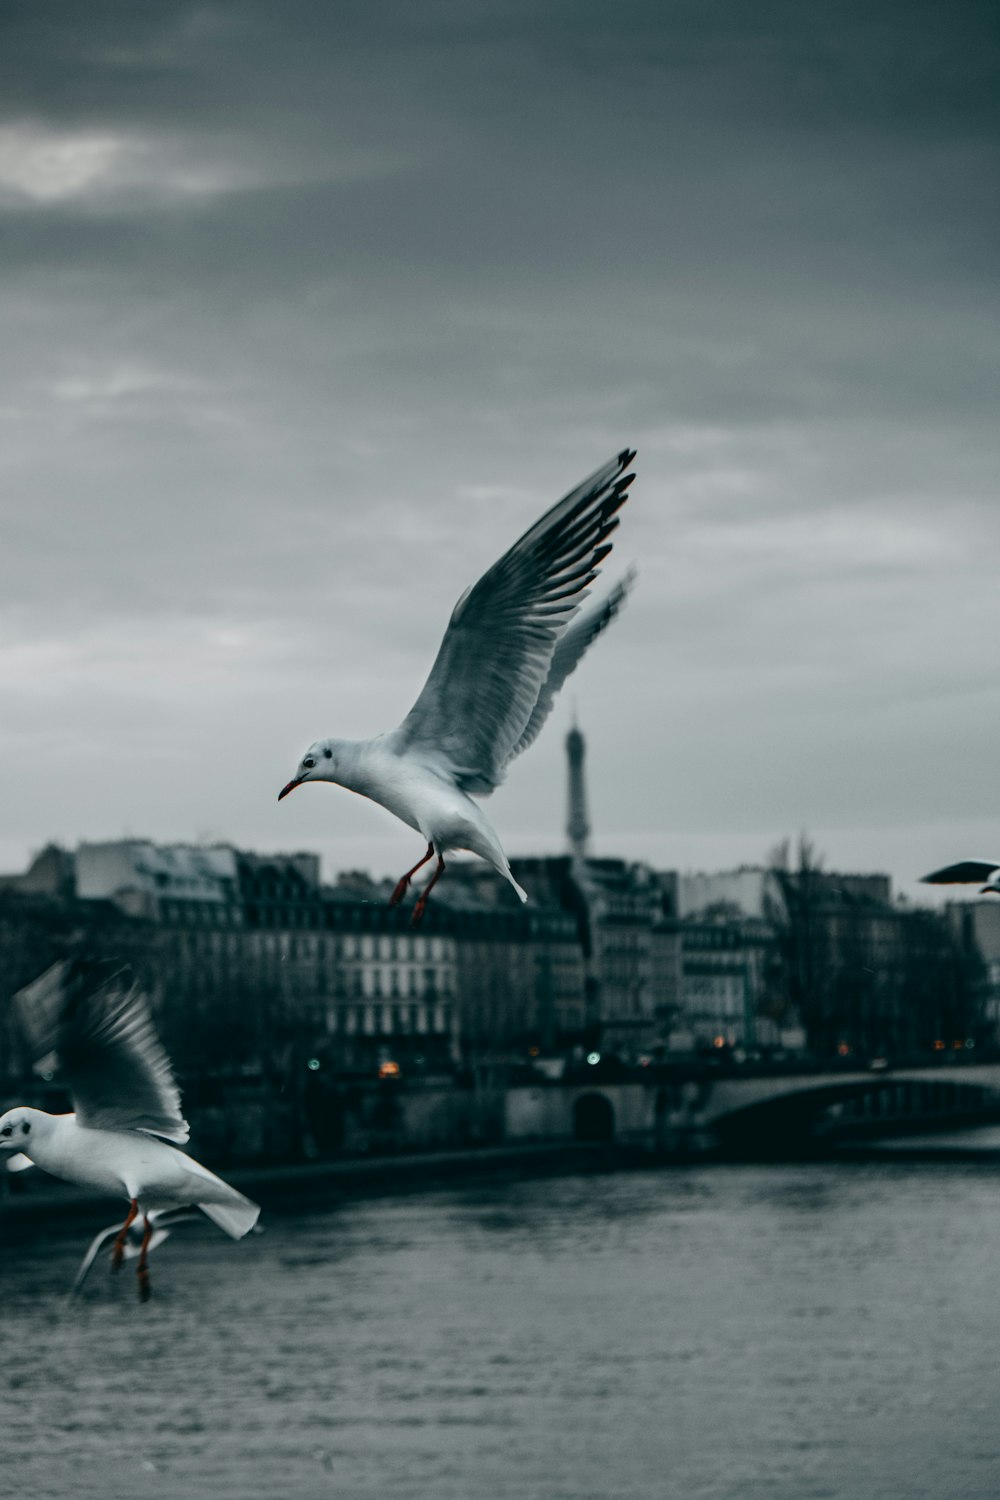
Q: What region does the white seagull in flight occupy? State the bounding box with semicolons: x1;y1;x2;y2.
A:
0;957;260;1300
920;860;1000;895
279;449;637;923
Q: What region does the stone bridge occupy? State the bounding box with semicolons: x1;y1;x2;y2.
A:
686;1064;1000;1149
504;1064;1000;1153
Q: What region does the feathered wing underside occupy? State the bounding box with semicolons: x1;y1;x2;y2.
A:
392;449;636;793
13;957;189;1144
920;861;1000;884
505;568;636;767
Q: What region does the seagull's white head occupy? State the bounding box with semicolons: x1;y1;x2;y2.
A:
278;740;338;801
0;1106;47;1155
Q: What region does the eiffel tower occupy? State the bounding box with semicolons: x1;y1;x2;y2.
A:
565;718;590;860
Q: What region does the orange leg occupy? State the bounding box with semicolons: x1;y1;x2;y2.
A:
411;854;446;928
136;1214;153;1302
390;843;434;907
111;1198;138;1271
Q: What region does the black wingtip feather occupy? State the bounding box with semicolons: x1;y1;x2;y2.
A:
397;446;639;789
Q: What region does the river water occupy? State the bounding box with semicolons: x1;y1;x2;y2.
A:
5;1159;1000;1499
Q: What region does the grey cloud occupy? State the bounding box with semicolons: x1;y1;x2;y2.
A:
1;0;998;895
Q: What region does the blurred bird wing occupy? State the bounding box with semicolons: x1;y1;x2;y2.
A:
920;860;1000;885
392;450;636;794
505;569;636;767
13;958;189;1144
69;1209;198;1300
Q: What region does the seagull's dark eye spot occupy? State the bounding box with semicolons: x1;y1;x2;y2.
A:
323;748;333;759
303;757;315;770
0;1126;12;1138
21;1122;29;1135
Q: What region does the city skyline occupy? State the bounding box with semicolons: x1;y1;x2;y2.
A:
5;779;993;913
1;3;997;907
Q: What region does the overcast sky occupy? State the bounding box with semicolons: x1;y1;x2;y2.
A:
1;0;997;903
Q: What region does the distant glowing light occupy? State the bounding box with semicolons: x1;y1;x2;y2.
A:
378;1060;401;1079
712;1036;726;1050
933;1040;945;1052
306;1058;321;1071
837;1043;850;1056
528;1046;539;1057
966;1038;976;1049
586;1052;601;1066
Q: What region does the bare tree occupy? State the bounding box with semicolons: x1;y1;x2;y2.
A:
764;834;832;1052
765;834;985;1057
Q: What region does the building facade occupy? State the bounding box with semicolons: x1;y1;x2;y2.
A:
0;840;587;1086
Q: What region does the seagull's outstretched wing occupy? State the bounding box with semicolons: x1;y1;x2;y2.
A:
13;958;189;1143
920;861;1000;885
392;449;636;794
505;568;636;767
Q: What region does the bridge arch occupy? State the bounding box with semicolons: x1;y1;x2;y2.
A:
708;1076;1000;1153
574;1092;615;1142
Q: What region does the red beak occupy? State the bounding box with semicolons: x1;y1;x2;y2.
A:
277;778;303;801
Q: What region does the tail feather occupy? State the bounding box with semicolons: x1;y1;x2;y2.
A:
173;1149;261;1238
494;857;528;903
199;1196;260;1240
